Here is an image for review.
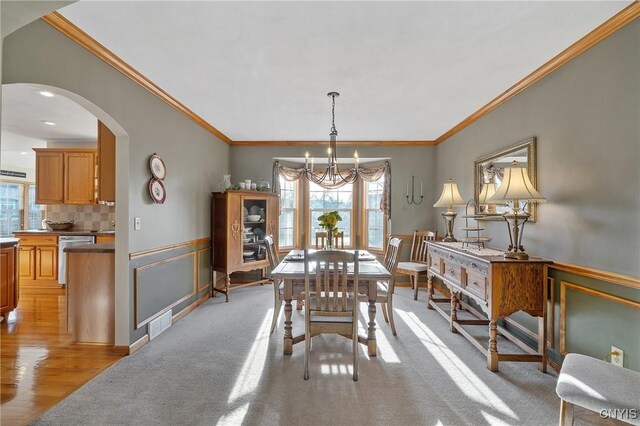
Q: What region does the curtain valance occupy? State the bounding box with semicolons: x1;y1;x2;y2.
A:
272;160;391;218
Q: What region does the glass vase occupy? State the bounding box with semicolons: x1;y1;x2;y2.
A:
325;228;334;250
219;175;231;191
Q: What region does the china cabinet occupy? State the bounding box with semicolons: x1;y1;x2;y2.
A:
211;190;279;301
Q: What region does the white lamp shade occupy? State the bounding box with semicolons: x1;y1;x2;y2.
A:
478;182;498;205
489;167;546;202
434;179;466;207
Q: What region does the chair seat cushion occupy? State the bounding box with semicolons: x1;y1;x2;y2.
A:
556;353;640;424
310;315;353;323
397;261;429;272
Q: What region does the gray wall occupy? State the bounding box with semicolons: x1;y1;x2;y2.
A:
3;19;228;344
435;20;640;277
230;145;438;240
3;20;229;252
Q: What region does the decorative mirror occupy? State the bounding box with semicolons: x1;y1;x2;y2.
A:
474;137;538;222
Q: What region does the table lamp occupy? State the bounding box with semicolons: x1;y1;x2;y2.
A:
433;178;466;242
488;161;546;259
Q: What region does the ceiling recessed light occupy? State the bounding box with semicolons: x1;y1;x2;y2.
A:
39;91;54;97
20;152;28;155
41;121;56;126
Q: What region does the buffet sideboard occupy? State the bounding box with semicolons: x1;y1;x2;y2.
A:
426;241;552;372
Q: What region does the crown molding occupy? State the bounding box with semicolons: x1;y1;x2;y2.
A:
42;4;639;148
41;12;232;144
434;2;640;145
229;140;436;147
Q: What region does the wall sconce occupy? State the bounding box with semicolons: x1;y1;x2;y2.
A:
433;178;466;242
406;175;423;205
488;161;546;259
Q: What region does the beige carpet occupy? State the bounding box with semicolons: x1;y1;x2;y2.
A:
35;286;568;425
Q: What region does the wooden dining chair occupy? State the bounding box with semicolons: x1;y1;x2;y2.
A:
333;231;344;249
359;237;403;335
396;230;436;300
315;231;326;249
315;231;344;249
265;235;283;334
303;249;360;381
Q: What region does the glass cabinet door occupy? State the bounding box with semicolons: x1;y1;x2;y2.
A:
241;197;267;263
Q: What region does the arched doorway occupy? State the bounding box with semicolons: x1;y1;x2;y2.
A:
1;82;130;346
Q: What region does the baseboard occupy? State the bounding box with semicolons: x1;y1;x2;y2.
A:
172;292;210;323
111;345;130;356
129;334;149;354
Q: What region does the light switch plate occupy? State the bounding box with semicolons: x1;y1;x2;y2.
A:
134;217;141;231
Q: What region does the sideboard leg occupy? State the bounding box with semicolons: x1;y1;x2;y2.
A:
488;319;499;371
450;292;458;333
427;274;434;310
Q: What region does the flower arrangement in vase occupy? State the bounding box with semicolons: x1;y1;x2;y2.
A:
318;211;342;250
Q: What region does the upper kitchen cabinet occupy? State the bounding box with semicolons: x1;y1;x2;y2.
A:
35;151;64;203
34;149;97;205
97;121;116;203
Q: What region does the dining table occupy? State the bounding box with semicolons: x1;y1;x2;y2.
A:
271;249;392;357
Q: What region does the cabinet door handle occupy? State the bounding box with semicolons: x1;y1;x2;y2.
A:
472;281;479;286
449;268;455;275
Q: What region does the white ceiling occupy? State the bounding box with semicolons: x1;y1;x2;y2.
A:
58;1;630;142
1;84;97;168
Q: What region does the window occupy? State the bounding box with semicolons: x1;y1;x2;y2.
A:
309;181;354;247
279;177;298;249
363;176;386;252
0;182;44;236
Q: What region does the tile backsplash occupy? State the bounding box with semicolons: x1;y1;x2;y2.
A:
45;204;115;231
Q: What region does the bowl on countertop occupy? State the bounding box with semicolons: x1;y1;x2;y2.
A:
45;220;74;230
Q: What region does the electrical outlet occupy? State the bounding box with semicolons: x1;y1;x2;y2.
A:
611;346;624;367
134;217;141;231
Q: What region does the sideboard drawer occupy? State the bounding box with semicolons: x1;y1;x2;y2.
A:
465;270;487;300
429;253;443;274
443;261;462;285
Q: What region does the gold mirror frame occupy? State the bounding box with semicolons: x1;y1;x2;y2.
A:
474;136;538;222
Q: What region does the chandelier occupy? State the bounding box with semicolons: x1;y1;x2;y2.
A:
303;92;360;185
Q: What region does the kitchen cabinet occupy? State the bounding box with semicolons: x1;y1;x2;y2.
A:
212;190;279;301
14;234;59;288
98;121;116;202
96;235;115;244
34;149;96;205
67;248;114;344
1;239;20;318
35;151;64;203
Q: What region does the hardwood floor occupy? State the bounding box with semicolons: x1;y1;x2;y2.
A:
1;286;123;425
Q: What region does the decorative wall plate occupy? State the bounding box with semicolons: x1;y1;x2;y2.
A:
149;178;166;204
149;154;166;180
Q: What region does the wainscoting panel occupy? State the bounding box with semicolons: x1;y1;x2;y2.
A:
560;281;640;359
129;238;212;343
197;248;212;293
134;252;196;329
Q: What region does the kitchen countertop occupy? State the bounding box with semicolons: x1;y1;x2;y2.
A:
64;242;115;253
13;229;116;236
0;238;20;247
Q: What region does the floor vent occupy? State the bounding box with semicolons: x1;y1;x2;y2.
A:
149;310;172;340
